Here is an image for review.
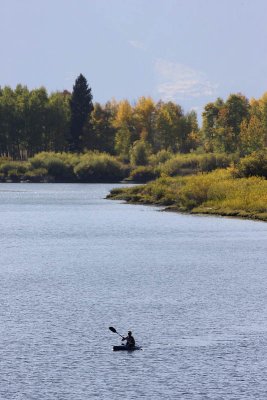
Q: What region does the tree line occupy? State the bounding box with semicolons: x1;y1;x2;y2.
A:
0;74;266;160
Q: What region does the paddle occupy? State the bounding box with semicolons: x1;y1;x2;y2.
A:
109;326;124;339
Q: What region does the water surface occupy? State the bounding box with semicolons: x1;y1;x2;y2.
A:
0;183;266;399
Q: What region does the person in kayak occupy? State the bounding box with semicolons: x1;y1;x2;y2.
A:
122;331;135;348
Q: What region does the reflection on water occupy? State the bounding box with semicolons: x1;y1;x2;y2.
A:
0;183;267;399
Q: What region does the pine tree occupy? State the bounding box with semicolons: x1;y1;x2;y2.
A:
69;74;93;152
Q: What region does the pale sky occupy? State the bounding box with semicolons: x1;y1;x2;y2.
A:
1;0;267;118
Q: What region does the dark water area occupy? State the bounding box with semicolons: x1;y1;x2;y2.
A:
0;183;266;399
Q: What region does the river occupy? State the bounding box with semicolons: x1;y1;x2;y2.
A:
0;183;266;399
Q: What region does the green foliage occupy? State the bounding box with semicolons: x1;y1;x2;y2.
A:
154;101;183;151
29;152;75;181
239;115;265;155
128;166;159;182
74;153;127;182
0;161;28;175
69;74;94;152
88;102;116;153
130;140;151;166
0;81;266;163
46;159;74;182
46;91;70;152
159;153;236;176
23;168;48;182
149;149;173;165
202;94;250;153
0;85;70;158
0;151;129;182
114;126;131;162
234;150;267;178
7;169;23;182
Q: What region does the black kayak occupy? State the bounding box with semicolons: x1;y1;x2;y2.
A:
113;345;142;351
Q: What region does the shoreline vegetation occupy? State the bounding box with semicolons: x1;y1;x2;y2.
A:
107;169;267;221
107;168;267;222
107;151;267;222
0;75;267;221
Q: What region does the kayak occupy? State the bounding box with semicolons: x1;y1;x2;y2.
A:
113;345;142;352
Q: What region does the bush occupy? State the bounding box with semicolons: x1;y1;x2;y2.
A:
23;168;49;182
160;153;236;176
149;150;173;166
130;140;151;166
74;153;127;182
128;166;159;182
0;161;29;175
199;153;237;172
6;169;23;182
29;152;75;182
45;158;74;182
234;150;267;178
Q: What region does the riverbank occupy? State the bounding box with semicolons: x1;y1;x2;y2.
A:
107;169;267;222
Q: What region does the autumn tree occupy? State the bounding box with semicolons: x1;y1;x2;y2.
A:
133;97;156;146
113;100;134;159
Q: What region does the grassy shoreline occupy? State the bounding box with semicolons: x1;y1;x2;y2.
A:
107;169;267;222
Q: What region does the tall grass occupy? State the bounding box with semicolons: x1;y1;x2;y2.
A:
108;169;267;221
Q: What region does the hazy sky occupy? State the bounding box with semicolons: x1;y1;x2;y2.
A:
1;0;267;116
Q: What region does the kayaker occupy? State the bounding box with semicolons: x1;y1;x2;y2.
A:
122;331;135;348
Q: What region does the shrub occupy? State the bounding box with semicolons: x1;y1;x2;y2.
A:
234;150;267;178
74;153;127;182
0;161;29;175
149;150;173;166
45;158;74;182
160;153;236;176
23;168;48;182
7;169;22;182
159;154;199;176
128;166;159;182
199;153;236;172
130;140;151;166
29;152;51;169
29;152;75;182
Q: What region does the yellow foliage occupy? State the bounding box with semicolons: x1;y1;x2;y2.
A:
113;100;133;129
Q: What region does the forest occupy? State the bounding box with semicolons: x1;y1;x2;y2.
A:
1;74;266;161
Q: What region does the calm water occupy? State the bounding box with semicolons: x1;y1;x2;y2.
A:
0;183;267;399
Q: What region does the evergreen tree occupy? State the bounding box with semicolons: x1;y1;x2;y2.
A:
69;74;93;152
